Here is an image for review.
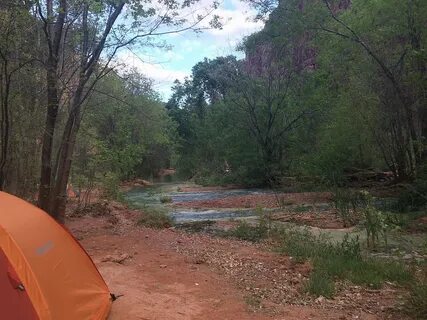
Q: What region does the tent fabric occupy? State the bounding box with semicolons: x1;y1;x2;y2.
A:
0;248;38;319
0;192;112;320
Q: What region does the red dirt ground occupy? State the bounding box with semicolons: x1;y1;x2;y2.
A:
66;203;408;320
173;192;332;209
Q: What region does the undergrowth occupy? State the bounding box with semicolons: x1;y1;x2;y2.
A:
305;269;335;298
175;220;215;233
228;222;413;297
160;195;173;203
226;206;272;242
406;283;427;319
274;227;412;297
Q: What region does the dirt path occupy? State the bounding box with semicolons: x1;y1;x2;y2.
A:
91;232;265;320
69;215;270;320
66;206;404;320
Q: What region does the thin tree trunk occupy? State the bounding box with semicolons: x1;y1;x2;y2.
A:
0;63;10;190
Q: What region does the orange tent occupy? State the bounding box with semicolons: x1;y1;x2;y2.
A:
0;192;112;319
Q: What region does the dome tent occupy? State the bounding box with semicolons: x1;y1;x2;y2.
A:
0;192;112;319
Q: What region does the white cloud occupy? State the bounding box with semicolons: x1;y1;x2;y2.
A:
113;0;265;100
207;0;263;38
209;10;263;38
116;50;189;99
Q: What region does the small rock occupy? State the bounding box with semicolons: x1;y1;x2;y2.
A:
101;253;132;264
315;296;325;304
160;264;167;268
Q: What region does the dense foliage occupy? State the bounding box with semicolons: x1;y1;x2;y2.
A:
167;0;426;187
72;70;177;196
0;0;217;219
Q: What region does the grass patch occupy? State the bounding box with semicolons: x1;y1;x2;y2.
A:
293;205;311;213
137;208;173;229
274;227;412;296
406;283;427;319
159;195;173;203
227;221;268;242
304;270;335;298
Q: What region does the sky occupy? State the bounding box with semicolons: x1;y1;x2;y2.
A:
118;0;264;100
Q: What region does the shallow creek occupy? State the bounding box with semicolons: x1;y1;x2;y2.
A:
124;183;412;248
125;183;276;223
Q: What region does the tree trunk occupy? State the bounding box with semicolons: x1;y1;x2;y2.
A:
50;85;85;221
37;0;66;214
38;64;60;211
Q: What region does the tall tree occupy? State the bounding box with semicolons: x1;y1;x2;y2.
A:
35;0;220;221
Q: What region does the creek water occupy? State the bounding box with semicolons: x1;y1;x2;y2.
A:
125;184;275;223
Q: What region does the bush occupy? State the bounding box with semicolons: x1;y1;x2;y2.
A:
137;208;173;229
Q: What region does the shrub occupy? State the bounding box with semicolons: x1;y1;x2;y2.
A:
137;208;173;229
332;188;363;227
360;192;395;249
257;205;273;235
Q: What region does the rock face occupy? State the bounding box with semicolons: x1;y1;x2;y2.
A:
244;0;352;75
